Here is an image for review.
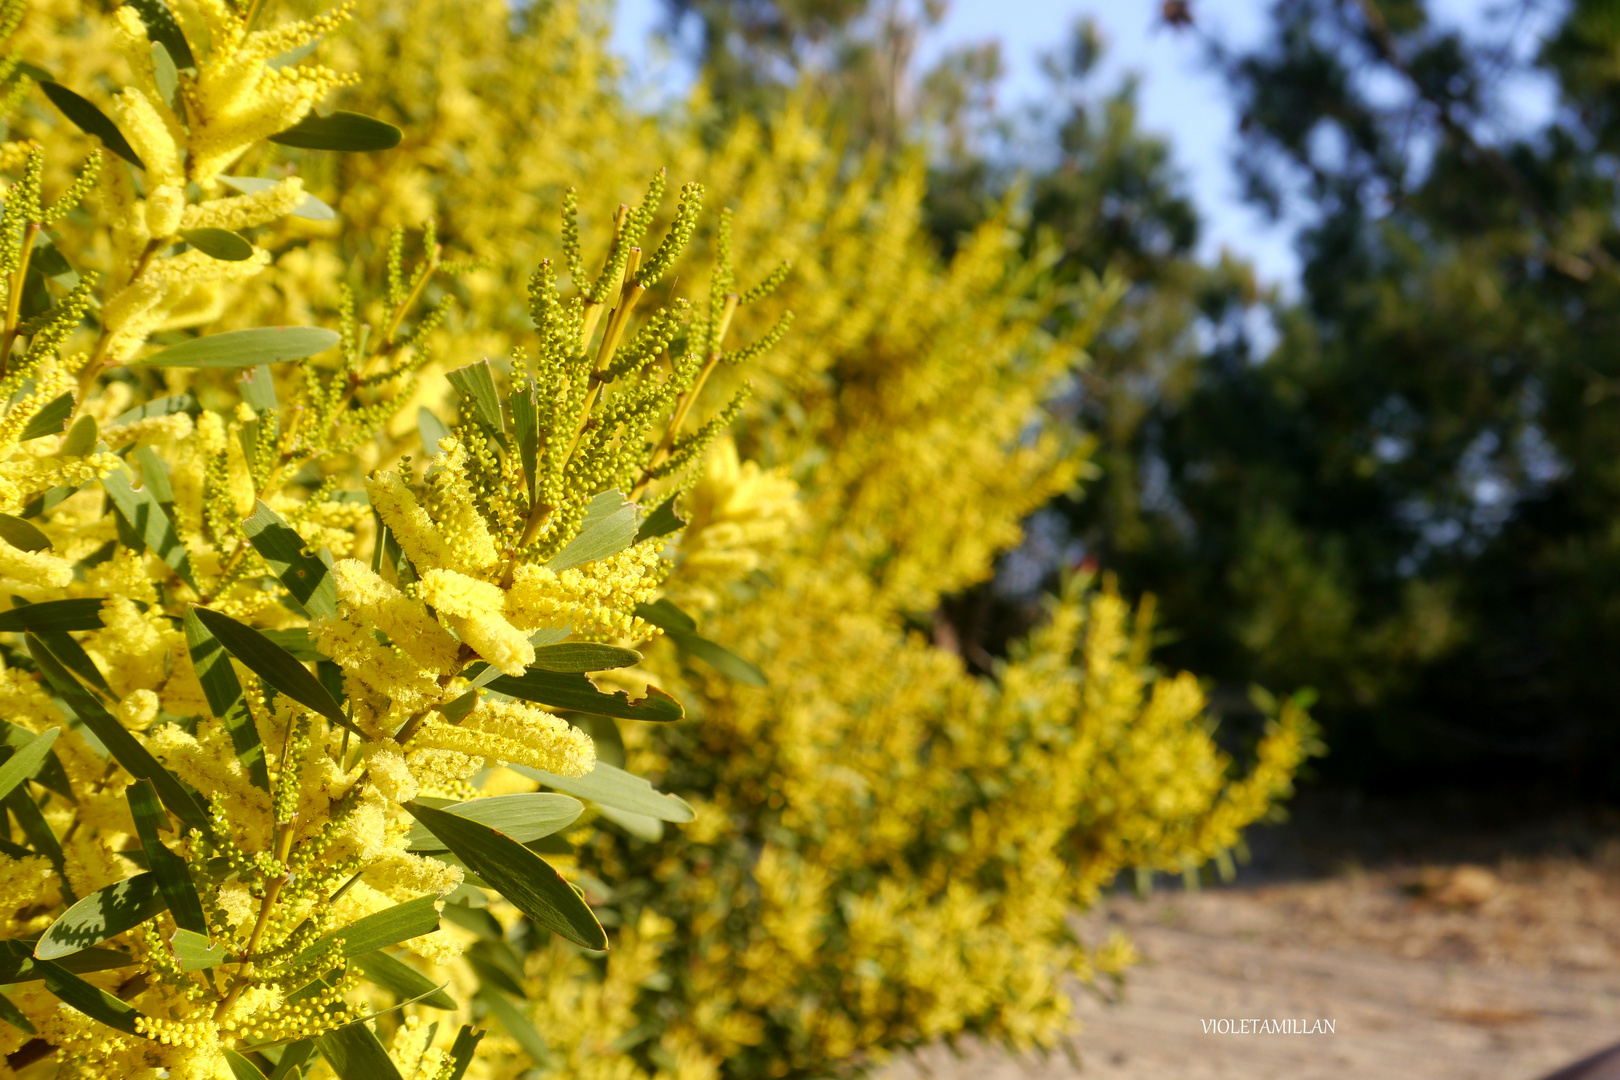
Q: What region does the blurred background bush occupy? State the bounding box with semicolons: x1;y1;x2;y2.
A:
633;0;1620;795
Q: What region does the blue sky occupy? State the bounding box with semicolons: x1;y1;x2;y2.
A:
610;0;1563;296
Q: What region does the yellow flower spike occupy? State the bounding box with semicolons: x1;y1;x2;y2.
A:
0;854;59;917
100;246;271;362
423;438;499;572
181;176;307;232
142;182;186;239
309;612;444;717
418;567;533;675
504;545;666;639
365;468;458;573
674;435;803;611
360;743;419;804
365;851;462;900
0;669;63;735
331;559;459;671
403;747;483;793
411;700;595;777
0;537;72;590
109;91;184;192
183;11;361;187
445;610;533;676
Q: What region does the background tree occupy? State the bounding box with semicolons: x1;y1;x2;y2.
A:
1119;0;1620;788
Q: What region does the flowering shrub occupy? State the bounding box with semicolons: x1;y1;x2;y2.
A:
0;2;1317;1079
0;2;797;1076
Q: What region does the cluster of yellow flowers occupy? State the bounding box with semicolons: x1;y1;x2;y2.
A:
0;1;811;1077
0;1;1317;1079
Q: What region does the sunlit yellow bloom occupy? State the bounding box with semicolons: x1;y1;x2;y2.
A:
411;700;595;777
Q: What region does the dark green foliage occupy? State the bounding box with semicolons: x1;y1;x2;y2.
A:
269;110;403;152
998;0;1620;789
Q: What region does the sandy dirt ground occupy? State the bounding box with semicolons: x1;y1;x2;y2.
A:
883;790;1620;1080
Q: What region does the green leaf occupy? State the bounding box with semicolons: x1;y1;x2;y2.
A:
403;802;607;950
268;1040;314;1080
239;369;280;422
546;491;639;571
19;392;72;441
0;598;104;632
527;642;642;672
571;714;624;768
35;872;166;959
170;927;228;971
446;360;504;437
295;895;440;963
1;769;69;900
133;326;340;368
184;610;270;791
440;902;502;939
530;624;572;648
486;668;683;722
218;175;336;221
30;240;74;283
637;598;766;683
446;1026;484;1080
315;1019;404;1080
436;689;478;724
39;958;144;1034
33;628;111;694
103;463;196;588
224;1048;269;1080
351;950;455;1009
150;41;179;108
633;598;697;634
464;941;524;997
38;81;144;168
126;779;208;933
1;719;72;801
595;804;664;843
0;513;50;552
0;940;131;984
270;110;403;152
508;762;694;823
190;607;359;735
110;393;196;427
0;727;58;803
669;632;768;686
404;794;582;852
28;633;211;833
242;502;338;620
259;627;320;661
417;406;452;458
478;989;548;1065
18;264;51;321
181;227;254;261
0;989;35;1034
634;494;685;543
510;382;539;503
126;0;196;67
443;882;488;908
317;659;346;710
59;413;97;457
